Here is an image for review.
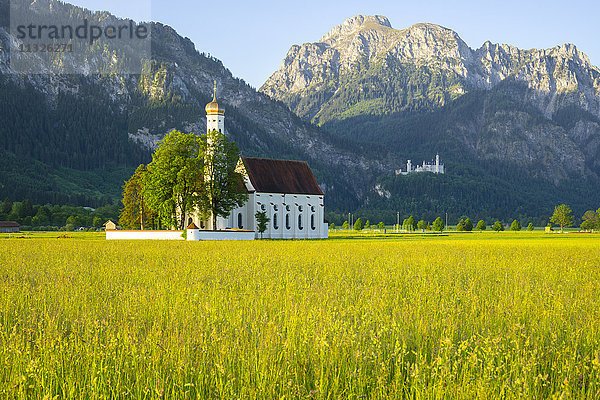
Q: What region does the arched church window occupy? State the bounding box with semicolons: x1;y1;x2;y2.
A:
298;214;303;230
311;214;316;230
273;213;278;230
188;217;192;226
200;221;205;229
261;204;266;211
238;213;243;229
286;214;290;230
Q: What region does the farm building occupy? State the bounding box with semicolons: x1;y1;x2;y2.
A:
0;221;20;233
104;220;118;230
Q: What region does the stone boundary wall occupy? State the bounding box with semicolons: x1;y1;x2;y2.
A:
106;230;184;240
106;230;255;241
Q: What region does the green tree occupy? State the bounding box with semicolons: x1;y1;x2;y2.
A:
377;222;385;230
510;219;521;231
120;164;155;230
354;218;364;231
342;220;349;230
93;217;103;228
329;222;335;230
144;130;205;230
581;210;600;231
432;217;444;232
476;220;486;231
202;130;248;230
550;204;573;233
406;216;416;231
464;218;473;232
65;215;81;231
10;202;23;222
417;220;427;231
1;198;11;214
527;222;534;231
255;211;270;239
456;219;466;231
492;221;504;232
32;207;51;226
364;220;370;230
21;199;34;218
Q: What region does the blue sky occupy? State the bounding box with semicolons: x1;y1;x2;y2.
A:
68;0;599;89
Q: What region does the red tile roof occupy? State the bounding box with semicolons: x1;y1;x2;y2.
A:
241;157;323;195
0;221;20;227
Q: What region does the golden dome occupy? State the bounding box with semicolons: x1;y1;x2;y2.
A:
205;81;225;115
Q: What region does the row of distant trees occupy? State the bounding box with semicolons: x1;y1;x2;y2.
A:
333;204;600;233
119;129;247;230
0;198;119;230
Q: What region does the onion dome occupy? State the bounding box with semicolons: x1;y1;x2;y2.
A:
205;81;225;115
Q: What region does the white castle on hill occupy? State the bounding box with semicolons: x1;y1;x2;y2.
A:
396;154;445;175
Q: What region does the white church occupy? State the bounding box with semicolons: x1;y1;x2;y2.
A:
185;88;329;240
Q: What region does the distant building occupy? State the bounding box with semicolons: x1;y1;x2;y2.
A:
396;154;445;175
103;220;118;230
0;221;20;233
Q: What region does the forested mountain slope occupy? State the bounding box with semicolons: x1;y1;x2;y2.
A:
0;1;394;210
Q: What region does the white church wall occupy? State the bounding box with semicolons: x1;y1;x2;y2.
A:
254;192;326;239
187;229;254;241
222;192;326;239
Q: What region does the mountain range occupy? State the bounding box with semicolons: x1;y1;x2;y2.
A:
1;5;599;224
0;1;391;213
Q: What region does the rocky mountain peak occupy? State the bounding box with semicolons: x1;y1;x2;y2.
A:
319;15;392;44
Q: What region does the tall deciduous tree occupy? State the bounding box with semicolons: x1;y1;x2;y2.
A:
144;130;205;230
432;217;444;232
354;218;364;231
120;164;155;230
476;220;486;231
581;210;600;231
406;216;416;231
464;218;473;232
492;221;504;232
550;204;573;233
202;130;248;230
510;219;521;231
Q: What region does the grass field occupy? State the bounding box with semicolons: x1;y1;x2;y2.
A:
1;232;600;398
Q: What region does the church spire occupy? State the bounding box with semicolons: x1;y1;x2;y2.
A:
205;81;225;133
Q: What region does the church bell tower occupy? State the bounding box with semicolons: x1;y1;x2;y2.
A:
206;81;225;133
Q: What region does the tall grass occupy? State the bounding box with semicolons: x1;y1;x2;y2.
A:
1;234;600;398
